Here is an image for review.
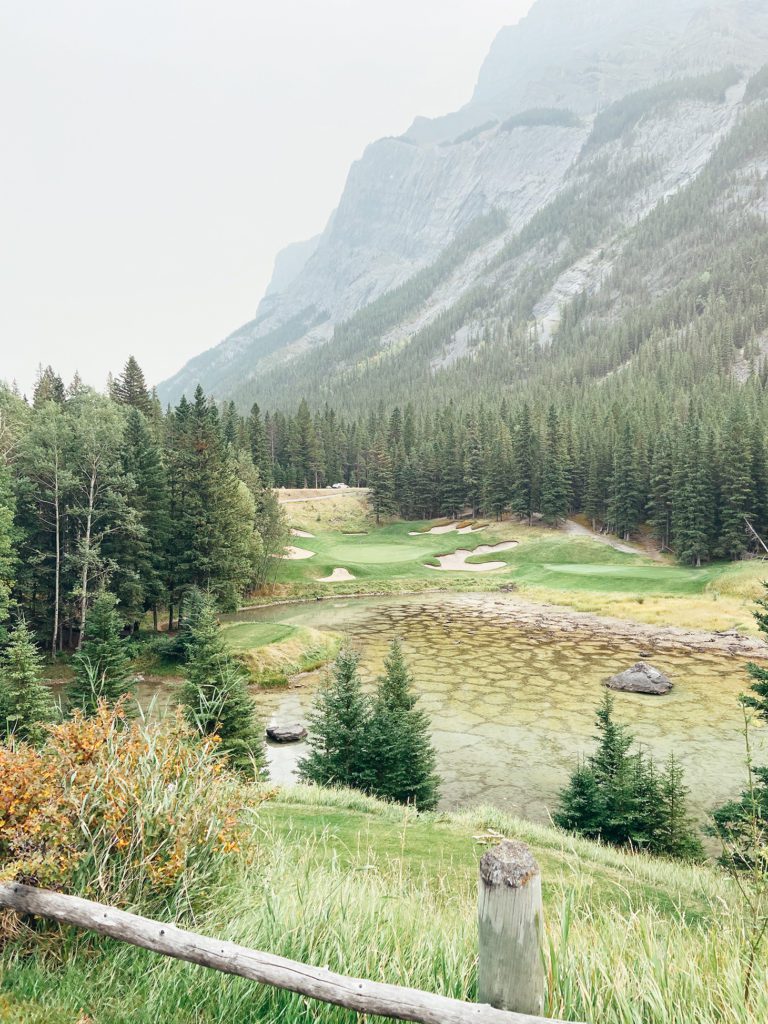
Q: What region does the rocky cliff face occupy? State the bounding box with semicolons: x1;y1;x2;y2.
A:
158;0;768;408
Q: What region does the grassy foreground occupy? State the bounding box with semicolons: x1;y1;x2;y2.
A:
268;491;768;634
1;785;765;1024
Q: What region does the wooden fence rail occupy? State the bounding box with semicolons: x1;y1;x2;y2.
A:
0;842;581;1024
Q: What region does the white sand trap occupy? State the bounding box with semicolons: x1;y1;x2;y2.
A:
291;529;315;538
409;523;487;537
316;567;356;583
274;545;316;560
426;541;518;572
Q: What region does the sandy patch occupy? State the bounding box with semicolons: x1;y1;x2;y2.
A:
291;529;315;539
426;542;518;572
274;546;316;561
409;523;487;537
316;567;357;583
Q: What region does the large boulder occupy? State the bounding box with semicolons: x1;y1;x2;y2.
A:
266;723;308;744
605;662;672;695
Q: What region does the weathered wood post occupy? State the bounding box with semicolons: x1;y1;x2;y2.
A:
478;839;545;1017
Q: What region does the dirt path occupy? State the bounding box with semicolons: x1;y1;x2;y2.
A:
564;519;661;560
278;488;369;504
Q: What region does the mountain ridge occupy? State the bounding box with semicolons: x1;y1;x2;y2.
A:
158;0;768;410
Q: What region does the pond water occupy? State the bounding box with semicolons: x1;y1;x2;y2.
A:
225;593;766;825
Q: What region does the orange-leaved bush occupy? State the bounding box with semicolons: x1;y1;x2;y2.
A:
0;700;246;915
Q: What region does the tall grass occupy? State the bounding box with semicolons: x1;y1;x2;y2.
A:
2;787;767;1022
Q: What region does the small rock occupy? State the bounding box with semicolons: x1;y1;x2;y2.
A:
266;723;308;744
605;662;672;695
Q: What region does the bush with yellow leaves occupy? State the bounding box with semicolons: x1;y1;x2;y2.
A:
0;700;244;916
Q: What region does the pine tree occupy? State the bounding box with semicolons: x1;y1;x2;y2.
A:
555;692;700;857
654;754;704;860
366;640;440;810
167;386;256;611
608;423;641;540
0;620;58;745
553;760;605;838
511;405;537;522
180;590;266;776
111;356;152;415
368;439;396;524
32;365;65;408
297;647;370;790
110;407;170;628
742;582;768;722
718;407;753;559
69;592;133;714
541;405;570;525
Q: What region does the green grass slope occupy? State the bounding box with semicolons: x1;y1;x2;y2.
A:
2;787;763;1024
268;502;768;634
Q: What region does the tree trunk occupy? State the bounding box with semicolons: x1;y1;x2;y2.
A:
77;470;97;649
51;475;61;659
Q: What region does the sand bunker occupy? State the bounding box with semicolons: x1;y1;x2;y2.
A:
426;541;518;572
316;567;357;583
409;523;487;536
275;546;316;560
291;529;315;538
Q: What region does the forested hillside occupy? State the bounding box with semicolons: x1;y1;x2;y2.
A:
196;76;768;567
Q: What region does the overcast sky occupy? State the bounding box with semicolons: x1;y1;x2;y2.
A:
1;1;533;395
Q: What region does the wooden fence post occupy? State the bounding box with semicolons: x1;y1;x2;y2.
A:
478;840;545;1017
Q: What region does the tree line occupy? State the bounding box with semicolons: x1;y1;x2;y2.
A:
256;388;768;564
0;357;287;655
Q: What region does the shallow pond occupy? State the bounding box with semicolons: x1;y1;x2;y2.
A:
226;593;766;825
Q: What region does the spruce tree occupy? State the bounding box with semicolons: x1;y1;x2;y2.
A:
541;405;570;525
654;754;704;860
111;355;152;415
553;760;605;838
742;582;768;723
555;692;700;858
180;590;266;777
366;640;440;810
511;404;537;522
69;592;133;715
0;620;58;745
368;439;397;524
297;647;370;790
718;407;753;559
608;423;641;540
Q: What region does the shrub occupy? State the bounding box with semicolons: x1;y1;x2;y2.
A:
0;701;244;915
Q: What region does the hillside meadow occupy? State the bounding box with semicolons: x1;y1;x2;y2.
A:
1;786;765;1024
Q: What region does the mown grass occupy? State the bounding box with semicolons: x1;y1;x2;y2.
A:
2;786;765;1024
268;500;768;633
225;625;341;684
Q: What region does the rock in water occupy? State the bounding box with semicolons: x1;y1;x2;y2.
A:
605;662;672;695
266;723;308;743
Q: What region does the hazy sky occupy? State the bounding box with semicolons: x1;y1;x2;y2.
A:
1;1;533;395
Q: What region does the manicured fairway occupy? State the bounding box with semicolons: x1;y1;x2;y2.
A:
265;496;768;633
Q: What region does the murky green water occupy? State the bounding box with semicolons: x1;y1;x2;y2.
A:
226;593;766;825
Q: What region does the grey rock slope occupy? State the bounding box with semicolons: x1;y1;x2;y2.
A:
158;0;768;408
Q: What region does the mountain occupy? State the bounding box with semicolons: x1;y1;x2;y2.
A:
158;0;768;412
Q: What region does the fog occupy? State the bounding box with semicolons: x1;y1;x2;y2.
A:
1;0;532;395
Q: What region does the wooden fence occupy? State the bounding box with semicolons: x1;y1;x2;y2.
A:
0;840;581;1024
